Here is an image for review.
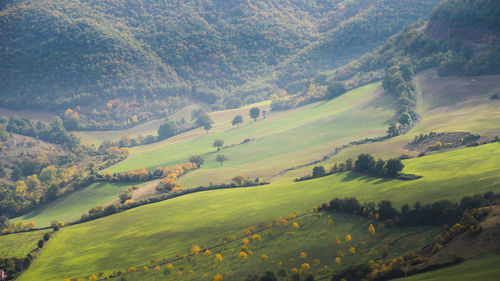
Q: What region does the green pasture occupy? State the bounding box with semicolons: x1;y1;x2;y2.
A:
326;70;500;162
118;213;437;281
13;182;143;227
104;82;395;186
0;230;48;258
17;143;500;281
393;254;500;281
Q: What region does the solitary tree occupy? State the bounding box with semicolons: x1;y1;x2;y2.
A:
249;107;260;121
232;115;243;127
216;154;228;166
195;113;213;134
189;155;205;167
213;139;224;151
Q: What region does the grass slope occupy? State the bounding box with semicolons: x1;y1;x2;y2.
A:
393;254;500;281
121;213;437;281
326;69;500;162
0;230;48;258
14;182;143;227
104;83;394;186
17;143;500;281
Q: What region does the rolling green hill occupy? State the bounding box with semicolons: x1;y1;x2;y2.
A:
12;141;500;280
13;182;143;227
0;229;48;258
393;254;500;281
103;82;394;184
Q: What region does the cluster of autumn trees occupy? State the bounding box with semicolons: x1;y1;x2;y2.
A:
0;155;89;217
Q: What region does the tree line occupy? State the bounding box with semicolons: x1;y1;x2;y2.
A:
295;153;406;182
318;190;499;227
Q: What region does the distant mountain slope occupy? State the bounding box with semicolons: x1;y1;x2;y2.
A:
425;0;500;45
0;0;439;128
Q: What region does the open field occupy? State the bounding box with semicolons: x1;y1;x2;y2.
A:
17;142;500;281
393;254;500;281
14;182;143;227
119;213;437;281
0;230;48;258
324;69;500;163
104;82;395;186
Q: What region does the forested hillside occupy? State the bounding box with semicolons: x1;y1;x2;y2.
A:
0;0;439;129
426;0;500;44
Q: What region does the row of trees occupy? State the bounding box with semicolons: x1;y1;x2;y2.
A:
319;191;498;227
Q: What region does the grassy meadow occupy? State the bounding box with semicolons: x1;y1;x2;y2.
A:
14;182;144;227
0;230;48;258
325;69;500;162
104;82;395;186
393;254;500;281
118;213;437;281
16;142;500;281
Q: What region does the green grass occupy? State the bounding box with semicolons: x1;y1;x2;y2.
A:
17;143;500;281
120;213;437;281
13;182;144;227
0;230;48;258
104;82;394;186
393;254;500;281
324;69;500;162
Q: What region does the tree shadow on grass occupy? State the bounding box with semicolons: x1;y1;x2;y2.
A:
340;171;393;185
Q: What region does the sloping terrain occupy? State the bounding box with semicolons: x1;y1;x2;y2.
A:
13;142;500;280
104;82;394;185
321;69;500;162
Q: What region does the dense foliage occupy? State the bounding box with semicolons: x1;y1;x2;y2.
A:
0;0;440;129
319;191;499;227
430;0;500;31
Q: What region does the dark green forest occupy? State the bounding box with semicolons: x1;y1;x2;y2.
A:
0;0;440;129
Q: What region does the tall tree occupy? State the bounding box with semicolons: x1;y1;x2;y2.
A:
213;139;224;151
215;154;228;166
196;113;213;134
232;115;243;127
249;107;260;121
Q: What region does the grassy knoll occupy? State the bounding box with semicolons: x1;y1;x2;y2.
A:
118;213;437;281
393;254;500;281
325;69;500;162
104;82;394;186
18;143;500;281
14;182;143;227
0;230;48;258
